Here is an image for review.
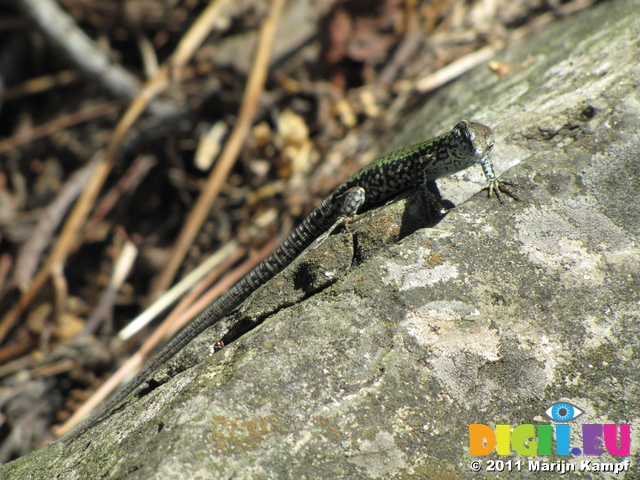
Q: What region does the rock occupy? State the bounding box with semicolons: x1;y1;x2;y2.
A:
3;0;639;478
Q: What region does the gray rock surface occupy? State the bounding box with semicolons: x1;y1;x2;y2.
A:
3;0;640;478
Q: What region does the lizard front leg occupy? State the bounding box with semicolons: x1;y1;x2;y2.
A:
479;155;520;203
416;180;456;219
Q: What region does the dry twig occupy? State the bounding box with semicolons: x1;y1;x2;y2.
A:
151;0;287;296
11;158;99;289
79;237;138;338
0;102;123;156
415;44;499;92
118;240;242;341
0;69;80;103
9;0;141;100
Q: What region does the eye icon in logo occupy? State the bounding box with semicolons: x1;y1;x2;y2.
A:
545;402;584;422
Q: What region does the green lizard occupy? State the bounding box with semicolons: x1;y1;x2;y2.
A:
61;120;518;442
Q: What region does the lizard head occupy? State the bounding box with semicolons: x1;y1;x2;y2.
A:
451;120;494;162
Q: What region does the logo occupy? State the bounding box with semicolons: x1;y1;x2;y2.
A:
545;402;583;422
469;402;631;457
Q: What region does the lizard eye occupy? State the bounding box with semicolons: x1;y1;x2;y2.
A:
453;120;469;138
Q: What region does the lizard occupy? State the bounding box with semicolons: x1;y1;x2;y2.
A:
60;119;519;443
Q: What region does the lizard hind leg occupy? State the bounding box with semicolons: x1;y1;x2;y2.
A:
312;186;366;250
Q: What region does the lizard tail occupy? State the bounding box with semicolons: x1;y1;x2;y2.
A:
61;197;336;443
